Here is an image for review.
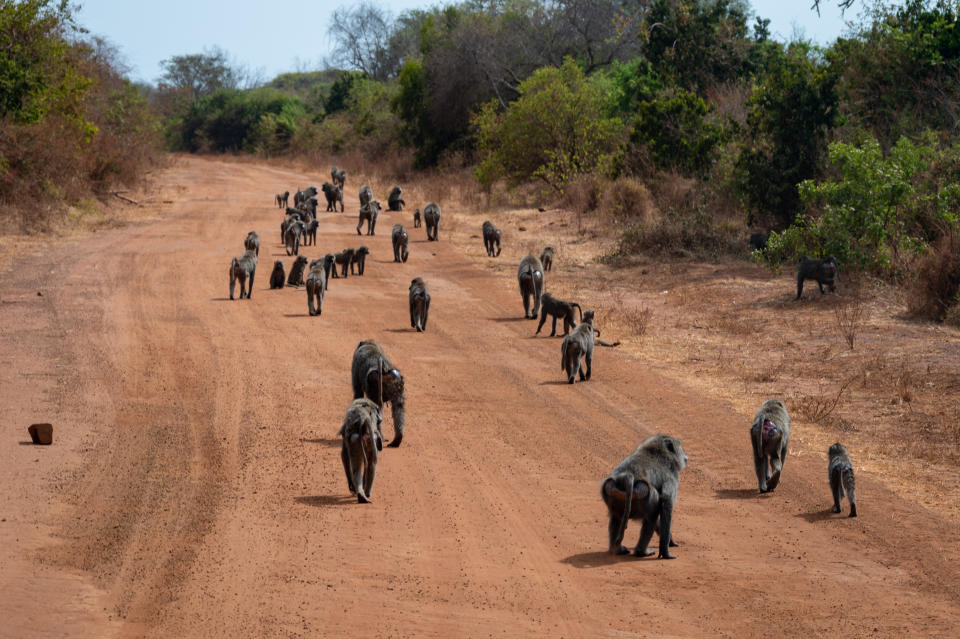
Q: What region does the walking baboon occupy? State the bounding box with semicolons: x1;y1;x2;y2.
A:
269;260;285;289
322;182;344;212
284;219;303;256
388;186;405;211
537;293;583;337
305;259;328;316
351;341;405;447
750;399;791;493
286;255;308;287
561;310;595;383
408;277;430;332
302;219;318;246
392;224;409;263
294;185;318;207
358;185;373;208
828;443;858;517
321;253;336;284
749;232;769;251
796;256;838;299
601;434;688;558
353;245;370;275
244;231;260;256
300;196;318;219
229;249;258;300
482;221;502;257
413;208;422;228
275;191;289;209
338;398;383;504
332;248;356;278
332;167;346;190
517;254;545;319
540;246;554;272
357;200;381;236
423;202;441;241
281;210;304;242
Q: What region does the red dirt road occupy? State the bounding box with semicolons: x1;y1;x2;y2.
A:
2;157;958;638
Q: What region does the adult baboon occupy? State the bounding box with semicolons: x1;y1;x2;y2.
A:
321;253;336;284
284;219;303;256
561;309;595;384
269;260;285;289
322;182;344;212
228;249;258;300
332;167;346;190
275;191;289;209
749;232;769;251
244;231;260;256
357;200;381;236
392;224;409;263
301;219;318;246
300;196;318;219
537;293;583;337
828;443;858;517
517;254;545;319
482;221;502;257
413;209;422;228
750;399;791;493
408;277;430;332
423;202;441;241
388;186;405;211
796;256;838;300
338;397;383;504
333;248;356;278
281;209;305;243
351;341;405;447
358;185;373;208
353;245;370;276
601;434;688;558
540;246;554;272
286;255;308;287
305;259;328;316
294;185;318;207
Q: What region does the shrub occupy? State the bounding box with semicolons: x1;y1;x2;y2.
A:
909;230;960;321
597;177;656;226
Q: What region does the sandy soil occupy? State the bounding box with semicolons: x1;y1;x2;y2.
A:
2;156;959;638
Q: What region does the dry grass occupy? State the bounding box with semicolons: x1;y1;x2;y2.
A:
833;281;869;349
792;378;854;423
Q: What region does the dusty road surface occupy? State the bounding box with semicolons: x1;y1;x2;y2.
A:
2;156;959;638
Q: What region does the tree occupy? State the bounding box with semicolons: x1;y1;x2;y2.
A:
327;2;397;81
157;47;242;106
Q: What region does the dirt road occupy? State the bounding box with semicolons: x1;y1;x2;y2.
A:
2;157;958;638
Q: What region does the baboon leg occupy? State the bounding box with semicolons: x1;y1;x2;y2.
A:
584;352;592;381
767;442;787;491
657;500;676;559
751;434;766;491
536;312;548;334
362;448;377;499
357;221;363;235
608;516;630;554
388;401;404;448
563;315;574;336
422;303;429;330
247;270;255;299
348;434;370;503
229;275;236;301
341;442;356;494
830;469;842;513
578;357;586;381
523;291;531;319
796;278;804;300
550;316;558;337
848;487;858;517
634;518;656;558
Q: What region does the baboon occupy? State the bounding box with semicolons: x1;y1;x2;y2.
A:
601;434;688;558
796;256;838;300
413;208;422;228
337;397;383;504
351;341;405;447
392;224;409;263
322;182;344;212
353;246;370;276
561;309;595;384
423;202;441;241
828;443;858;517
540;246;554;272
284;219;303;256
305;259;328;316
300;196;318;220
333;248;356;278
537;293;583;337
408;277;430;332
281;209;305;242
294;185;318;207
357;200;381;236
388;186;405;211
229;249;258;300
749;232;769;251
358;185;373;208
286;255;308;287
482;221;502;257
302;219;318;246
321;253;336;284
269;260;285;289
275;191;289;209
244;231;260;256
517;254;545;319
332;167;346;190
750;399;791;493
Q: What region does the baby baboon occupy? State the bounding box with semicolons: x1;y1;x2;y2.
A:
423;202;441;241
482;221;502;257
796;256;838;300
537;292;583;337
358;185;373;208
357;201;381;236
392;224;410;263
828;443;857;517
750;399;791;493
353;245;370;275
602;434;687;558
322;182;344;212
284;219;303;256
275;191;289;209
332;167;346;190
337;397;383;504
302;219;318;246
244;231;260;256
749;232;768;251
408;277;430;332
229;249;258;300
388;185;405;211
413;209;422;228
517;254;545;319
269;260;285;289
561;309;595;383
286;255;308;287
540;246;554;272
351;341;405;447
305;259;327;316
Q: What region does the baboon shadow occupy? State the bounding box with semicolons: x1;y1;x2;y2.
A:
490;316;529;323
18;441;39;446
385;328;415;333
300;437;340;447
540;380;575;386
561;551;622;568
714;488;761;500
283;313;312;318
796;509;845;523
296;495;355;508
209;297;234;302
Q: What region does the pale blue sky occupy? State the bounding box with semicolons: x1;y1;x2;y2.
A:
76;1;872;84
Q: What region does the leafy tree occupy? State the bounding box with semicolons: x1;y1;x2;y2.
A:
323;70;364;114
157;47;241;105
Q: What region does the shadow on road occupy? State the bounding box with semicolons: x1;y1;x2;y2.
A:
300;437;340;447
560;551;622;568
714;488;761;500
540;380;573;386
489;316;528;323
795;509;845;523
296;495;356;508
283;313;312;318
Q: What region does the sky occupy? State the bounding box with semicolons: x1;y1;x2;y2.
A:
75;1;871;84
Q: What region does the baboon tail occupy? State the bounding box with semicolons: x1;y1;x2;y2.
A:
616;474;635;548
561;340;568;371
572;303;583;322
